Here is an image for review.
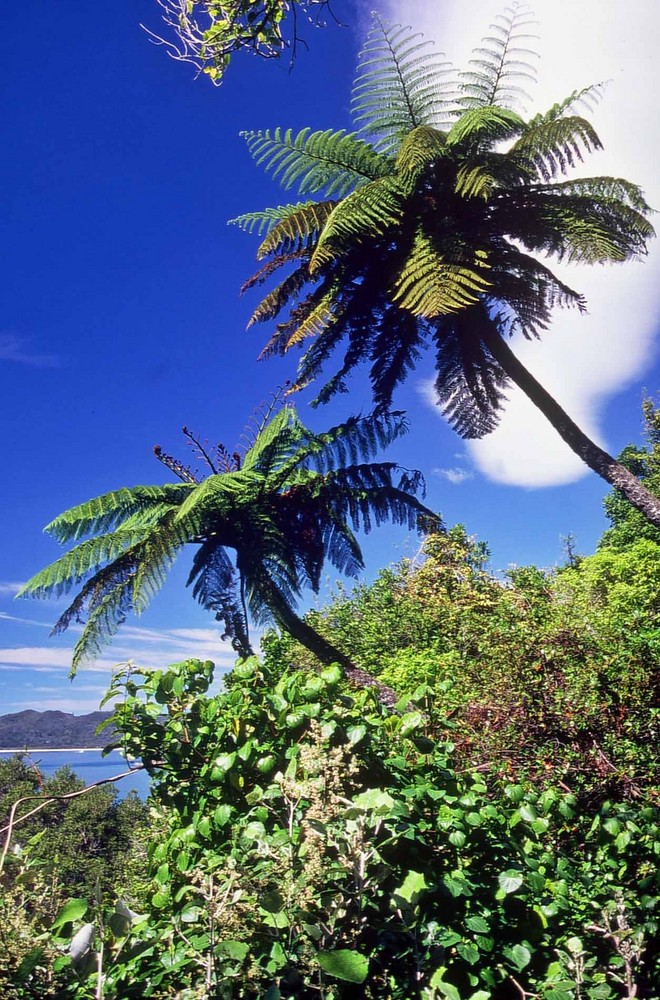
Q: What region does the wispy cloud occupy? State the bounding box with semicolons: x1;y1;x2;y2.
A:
0;582;26;596
433;466;474;485
0;333;61;369
0;611;52;628
387;0;660;487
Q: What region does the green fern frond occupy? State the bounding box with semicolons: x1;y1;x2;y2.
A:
392;231;491;316
257;200;337;259
528;83;607;127
447;105;525;148
241;127;391;198
285;292;337;349
44;485;192;544
351;14;456;152
229;203;307;236
247;263;311;327
511;115;603;181
18;530;150;600
458;4;538;110
395;126;448;191
532;176;652;215
310;177;405;272
242;405;300;473
173;471;261;531
132;522;182;614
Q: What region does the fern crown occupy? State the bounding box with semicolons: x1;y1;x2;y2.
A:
235;4;654;437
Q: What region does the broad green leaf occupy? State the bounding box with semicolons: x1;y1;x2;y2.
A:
52;898;88;930
392;870;428;907
498;870;524;894
317;949;369;983
504;943;531;971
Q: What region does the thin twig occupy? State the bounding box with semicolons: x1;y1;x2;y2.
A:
0;764;146;876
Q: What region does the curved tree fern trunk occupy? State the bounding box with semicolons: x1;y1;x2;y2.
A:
482;328;660;527
271;601;400;709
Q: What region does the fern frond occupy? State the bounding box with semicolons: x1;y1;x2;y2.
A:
241;127;391;198
458;4;538;111
229;203;307;236
528;83;607;127
18;530;151;599
247;263;311;327
392;231;491;317
495;190;655;264
285;291;338;349
510;115;603;181
351;14;456;152
173;471;261;532
432;306;509;438
241;248;309;295
132;520;182;614
395;125;448;191
310;176;405;272
257;200;337;259
187;540;250;655
447;105;525;148
531;176;652;214
44;485;193;544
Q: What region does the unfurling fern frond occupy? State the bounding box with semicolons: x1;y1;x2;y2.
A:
458;4;538;111
257;200;337;259
433;307;510;438
310;177;406;271
392;231;491;317
241;127;391;198
351;14;456;152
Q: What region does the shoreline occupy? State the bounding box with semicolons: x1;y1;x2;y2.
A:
0;747;118;754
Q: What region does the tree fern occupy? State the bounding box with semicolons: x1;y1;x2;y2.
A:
392;231;491;316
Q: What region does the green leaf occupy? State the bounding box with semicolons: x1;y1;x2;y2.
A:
465;915;490;934
498;870;524;894
504;943;531;972
392;870;429;907
220;940;249;961
456;941;480;964
52;898;88;931
317;949;369;983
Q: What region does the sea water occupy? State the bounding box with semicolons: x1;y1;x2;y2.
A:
0;748;150;798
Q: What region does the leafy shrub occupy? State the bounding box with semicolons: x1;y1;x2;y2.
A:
48;657;659;999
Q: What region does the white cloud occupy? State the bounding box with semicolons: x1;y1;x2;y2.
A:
385;0;660;486
0;333;61;368
0;582;26;596
0;624;239;676
433;466;474;485
0;611;51;628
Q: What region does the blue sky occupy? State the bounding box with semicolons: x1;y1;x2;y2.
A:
2;0;659;714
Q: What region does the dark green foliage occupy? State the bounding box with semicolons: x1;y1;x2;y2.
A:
42;657;659;998
601;398;660;550
19;405;437;673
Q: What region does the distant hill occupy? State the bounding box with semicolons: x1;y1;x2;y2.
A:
0;710;116;749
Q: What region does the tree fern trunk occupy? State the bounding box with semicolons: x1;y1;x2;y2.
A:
482;328;660;527
271;603;399;709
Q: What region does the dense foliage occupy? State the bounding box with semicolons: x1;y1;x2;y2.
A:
0;758;149;997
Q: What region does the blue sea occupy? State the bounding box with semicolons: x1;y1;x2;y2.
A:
0;749;150;799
